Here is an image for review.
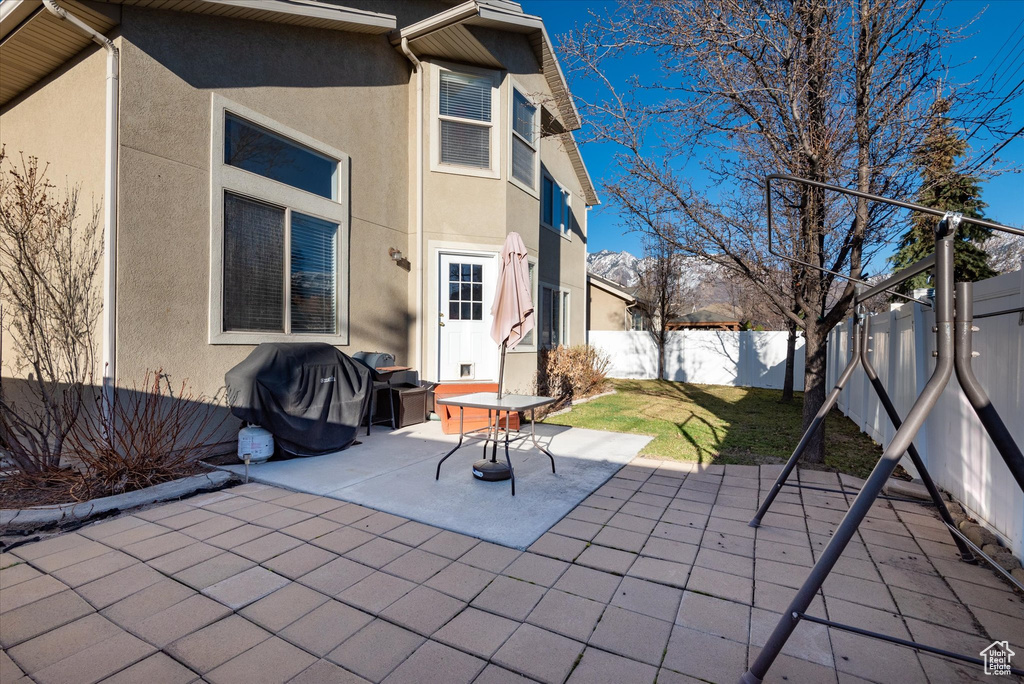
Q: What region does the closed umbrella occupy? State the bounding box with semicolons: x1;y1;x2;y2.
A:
491;232;534;399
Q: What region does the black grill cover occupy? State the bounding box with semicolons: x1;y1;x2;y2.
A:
225;343;372;457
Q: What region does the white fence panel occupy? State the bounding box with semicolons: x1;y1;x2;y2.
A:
828;269;1024;559
588;330;805;390
588;331;659;379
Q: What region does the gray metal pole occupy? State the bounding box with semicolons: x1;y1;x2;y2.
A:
859;314;975;562
749;318;862;527
742;223;957;684
954;282;1024;493
496;340;507;400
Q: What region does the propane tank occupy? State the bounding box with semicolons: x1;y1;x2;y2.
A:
237;425;274;464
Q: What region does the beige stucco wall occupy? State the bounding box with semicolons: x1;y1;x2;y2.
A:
0;41;109;384
2;2;593;411
418;25;589;392
112;6;411;397
588;283;631;331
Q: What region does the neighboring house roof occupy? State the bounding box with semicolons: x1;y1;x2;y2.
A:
390;0;599;206
0;0;396;106
672;308;740;324
587;272;635;303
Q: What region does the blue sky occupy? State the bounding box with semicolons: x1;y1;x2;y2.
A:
523;0;1024;260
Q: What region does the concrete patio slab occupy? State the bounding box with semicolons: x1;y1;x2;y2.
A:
220;422;652;549
3;462;1021;684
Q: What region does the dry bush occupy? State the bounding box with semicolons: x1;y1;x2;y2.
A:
66;371;229;497
1;370;228;506
537;345;610;404
0;149;102;473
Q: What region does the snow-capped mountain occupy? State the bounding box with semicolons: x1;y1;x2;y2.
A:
586;250;642;286
587;249;716;290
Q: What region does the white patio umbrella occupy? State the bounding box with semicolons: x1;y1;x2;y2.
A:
491;232;534;399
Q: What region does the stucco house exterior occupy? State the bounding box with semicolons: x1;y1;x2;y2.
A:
0;0;598;405
585;272;635;332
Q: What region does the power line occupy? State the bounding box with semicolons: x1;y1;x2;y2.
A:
969;122;1024;171
965;74;1024;142
975;17;1024;86
981;22;1024;91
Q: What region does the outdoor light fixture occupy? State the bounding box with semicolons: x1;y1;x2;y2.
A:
389;247;410;271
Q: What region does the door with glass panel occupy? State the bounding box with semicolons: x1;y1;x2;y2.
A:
438;253;498;382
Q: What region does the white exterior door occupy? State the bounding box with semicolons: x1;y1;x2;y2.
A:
438;252;498;382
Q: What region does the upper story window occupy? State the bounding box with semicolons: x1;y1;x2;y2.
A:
209;95;350;345
434;65;500;178
542;172;572;239
510;88;539;191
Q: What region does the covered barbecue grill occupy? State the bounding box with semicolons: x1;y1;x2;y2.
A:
225;343;372;457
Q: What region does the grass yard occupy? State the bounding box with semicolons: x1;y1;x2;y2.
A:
545;379;883;478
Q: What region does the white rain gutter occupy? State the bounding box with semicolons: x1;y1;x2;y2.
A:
41;0;118;401
398;37;424;374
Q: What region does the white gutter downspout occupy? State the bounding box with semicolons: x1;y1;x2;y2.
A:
42;0;118;403
399;38;424;375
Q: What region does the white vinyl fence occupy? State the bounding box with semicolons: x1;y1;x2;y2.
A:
588;330;806;390
828;269;1024;559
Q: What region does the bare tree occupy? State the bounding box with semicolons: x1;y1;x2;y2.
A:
635;230;689;380
561;0;998;462
0;150;102;473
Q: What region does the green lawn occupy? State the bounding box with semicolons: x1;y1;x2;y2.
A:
544;379;882;478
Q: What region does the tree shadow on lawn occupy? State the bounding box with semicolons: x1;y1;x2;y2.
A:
547;379;882;478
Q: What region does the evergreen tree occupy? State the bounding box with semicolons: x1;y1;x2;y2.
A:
891;98;995;294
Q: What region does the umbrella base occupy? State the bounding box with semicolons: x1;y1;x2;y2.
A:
472;459;512;481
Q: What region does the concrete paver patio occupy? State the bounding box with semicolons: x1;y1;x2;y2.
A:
2;460;1023;683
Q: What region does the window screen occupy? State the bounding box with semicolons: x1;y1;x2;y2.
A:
223;193;285;332
224;114;337;200
290;213;338;334
439;70;493;169
512;90;537;186
440;120;491;168
439;71;492;121
542;176;554;226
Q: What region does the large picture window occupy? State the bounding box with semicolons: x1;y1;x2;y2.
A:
433;65;500;177
210;96;350;344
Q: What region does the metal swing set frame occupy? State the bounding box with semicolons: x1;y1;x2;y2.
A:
742;174;1024;683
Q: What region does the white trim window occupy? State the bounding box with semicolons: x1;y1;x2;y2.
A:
539;284;570;349
541;171;571;239
510;86;539;192
513;259;539;350
433;64;501;178
209;95;350;345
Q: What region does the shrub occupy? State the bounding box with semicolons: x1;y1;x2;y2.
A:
68;370;229;497
537;344;610;403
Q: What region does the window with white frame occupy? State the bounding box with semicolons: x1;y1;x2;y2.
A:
541;172;571;238
539;285;569;348
435;66;500;176
518;260;538;348
510;88;538;190
210;97;349;344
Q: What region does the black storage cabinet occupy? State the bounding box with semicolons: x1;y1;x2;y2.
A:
390;384;428;428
